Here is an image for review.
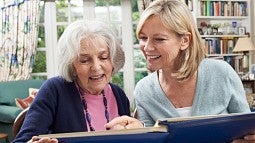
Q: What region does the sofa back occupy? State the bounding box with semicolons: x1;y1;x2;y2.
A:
0;79;45;106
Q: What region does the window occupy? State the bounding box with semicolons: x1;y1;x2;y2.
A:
33;0;148;106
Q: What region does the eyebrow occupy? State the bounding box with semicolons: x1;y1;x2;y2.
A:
78;53;89;57
139;32;169;37
78;50;109;56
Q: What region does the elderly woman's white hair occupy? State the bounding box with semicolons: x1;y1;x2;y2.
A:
57;20;125;82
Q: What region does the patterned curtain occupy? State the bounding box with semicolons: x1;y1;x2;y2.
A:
0;0;40;81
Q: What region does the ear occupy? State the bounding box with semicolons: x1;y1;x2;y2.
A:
180;32;191;50
72;64;77;77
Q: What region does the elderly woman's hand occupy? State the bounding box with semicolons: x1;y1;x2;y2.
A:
232;134;255;143
105;115;144;130
28;136;58;143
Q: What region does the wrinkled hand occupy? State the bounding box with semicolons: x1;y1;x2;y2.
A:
28;136;58;143
105;115;144;130
232;134;255;143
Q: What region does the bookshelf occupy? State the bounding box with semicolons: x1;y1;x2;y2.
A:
192;0;251;74
242;79;255;94
251;1;255;67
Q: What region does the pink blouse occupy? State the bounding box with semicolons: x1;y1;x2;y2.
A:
82;84;119;131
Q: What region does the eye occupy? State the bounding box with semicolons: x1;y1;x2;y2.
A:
100;57;108;60
154;38;166;42
139;36;148;42
78;56;90;64
79;59;89;64
100;54;109;61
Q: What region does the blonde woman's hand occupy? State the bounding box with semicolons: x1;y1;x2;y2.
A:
105;115;144;130
27;136;58;143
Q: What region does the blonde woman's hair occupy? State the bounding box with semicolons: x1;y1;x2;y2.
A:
58;20;125;82
136;0;205;81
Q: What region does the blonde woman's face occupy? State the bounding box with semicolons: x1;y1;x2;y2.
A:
138;16;184;72
73;37;113;94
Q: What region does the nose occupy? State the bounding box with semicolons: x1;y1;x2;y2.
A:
141;39;154;52
91;59;102;71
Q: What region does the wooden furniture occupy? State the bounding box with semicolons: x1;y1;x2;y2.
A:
0;133;8;143
12;108;29;140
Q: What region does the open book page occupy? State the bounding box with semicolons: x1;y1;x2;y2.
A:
38;126;167;139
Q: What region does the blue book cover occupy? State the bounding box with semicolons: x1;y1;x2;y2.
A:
57;132;169;143
158;112;255;143
38;112;255;143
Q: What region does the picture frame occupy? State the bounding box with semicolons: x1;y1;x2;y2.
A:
183;0;193;11
238;27;246;35
198;28;203;35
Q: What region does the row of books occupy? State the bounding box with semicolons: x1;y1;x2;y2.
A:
224;56;242;72
202;37;238;54
207;54;243;73
200;1;248;17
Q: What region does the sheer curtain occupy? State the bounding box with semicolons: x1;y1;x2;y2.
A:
137;0;154;14
137;0;192;14
0;0;40;81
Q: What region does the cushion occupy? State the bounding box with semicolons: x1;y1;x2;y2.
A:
0;79;44;106
0;105;22;123
15;88;38;109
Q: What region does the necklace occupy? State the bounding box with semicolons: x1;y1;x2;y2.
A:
77;84;110;131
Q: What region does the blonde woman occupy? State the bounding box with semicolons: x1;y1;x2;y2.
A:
134;0;255;142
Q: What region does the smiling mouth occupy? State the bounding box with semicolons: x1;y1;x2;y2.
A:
147;55;161;60
89;74;104;80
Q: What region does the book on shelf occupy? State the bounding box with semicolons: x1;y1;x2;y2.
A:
199;1;247;16
203;37;238;55
38;112;255;143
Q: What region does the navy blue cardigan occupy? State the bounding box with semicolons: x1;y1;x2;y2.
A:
13;77;130;143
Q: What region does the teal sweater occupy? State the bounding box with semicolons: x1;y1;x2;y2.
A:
134;58;250;127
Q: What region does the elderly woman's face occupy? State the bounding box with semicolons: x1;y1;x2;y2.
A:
73;36;113;94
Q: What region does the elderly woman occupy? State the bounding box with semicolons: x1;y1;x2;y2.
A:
13;20;143;143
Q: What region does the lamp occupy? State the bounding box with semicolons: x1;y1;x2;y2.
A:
233;37;255;73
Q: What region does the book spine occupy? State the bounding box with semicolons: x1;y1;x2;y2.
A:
222;37;227;54
206;1;210;16
233;2;238;16
210;2;214;16
224;2;228;16
218;1;221;16
227;38;234;54
214;2;219;16
201;1;206;16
